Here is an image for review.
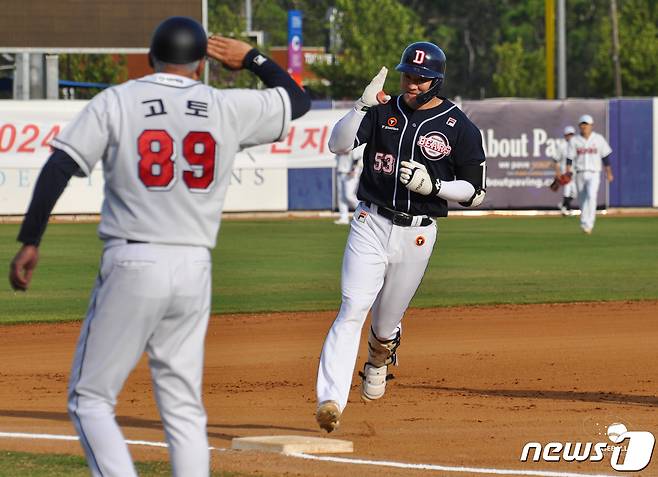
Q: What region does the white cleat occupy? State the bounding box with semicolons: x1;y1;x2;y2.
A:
558;202;569;216
360;363;389;401
582;227;592;235
316;400;341;433
334;218;350;225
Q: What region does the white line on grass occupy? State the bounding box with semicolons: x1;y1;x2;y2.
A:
0;431;617;477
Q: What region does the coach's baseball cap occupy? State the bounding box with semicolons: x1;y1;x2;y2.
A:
564;126;576;135
579;114;594;125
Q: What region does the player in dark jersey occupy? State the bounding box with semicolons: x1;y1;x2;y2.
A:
315;42;486;432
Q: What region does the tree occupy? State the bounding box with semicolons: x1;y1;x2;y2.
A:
207;0;259;88
59;54;127;99
493;38;545;97
310;0;426;100
587;0;658;96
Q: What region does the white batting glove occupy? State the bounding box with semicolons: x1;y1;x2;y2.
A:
355;67;391;112
399;161;441;196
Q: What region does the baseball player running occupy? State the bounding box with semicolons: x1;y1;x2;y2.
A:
553;125;576;215
315;42;486;432
9;17;309;476
566;114;613;234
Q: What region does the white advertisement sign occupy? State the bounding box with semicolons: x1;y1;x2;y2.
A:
0;101;345;214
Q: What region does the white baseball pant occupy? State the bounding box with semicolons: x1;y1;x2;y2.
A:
336;172;359;222
576;171;601;231
317;202;437;411
68;240;211;477
563;180;576;200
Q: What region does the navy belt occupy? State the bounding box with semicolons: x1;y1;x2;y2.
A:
365;202;433;227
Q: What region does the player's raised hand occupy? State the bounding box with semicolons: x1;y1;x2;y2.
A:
9;245;39;291
207;35;253;70
355;67;391;111
399;161;440;196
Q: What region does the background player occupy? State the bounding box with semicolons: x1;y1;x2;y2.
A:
334;146;362;224
9;17;309;476
566;114;613;234
553;125;576;215
315;42;486;432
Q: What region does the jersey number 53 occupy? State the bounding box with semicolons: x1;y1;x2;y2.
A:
138;130;217;192
373;152;395;175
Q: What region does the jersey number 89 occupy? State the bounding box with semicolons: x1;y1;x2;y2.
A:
138;130;216;192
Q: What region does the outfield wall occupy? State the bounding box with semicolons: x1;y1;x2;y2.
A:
0;98;656;214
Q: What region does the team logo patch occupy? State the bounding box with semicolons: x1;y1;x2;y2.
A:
387;117;398;127
417;131;452;160
357;210;368;223
446;117;457;127
415;235;426;246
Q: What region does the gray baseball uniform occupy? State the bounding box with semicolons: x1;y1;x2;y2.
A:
57;73;290;477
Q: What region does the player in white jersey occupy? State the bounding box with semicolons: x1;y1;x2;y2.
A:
9;17;310;476
334;147;361;224
315;42;486;432
566;114;614;234
553;126;576;215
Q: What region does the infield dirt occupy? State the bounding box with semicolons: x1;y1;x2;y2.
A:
1;301;656;476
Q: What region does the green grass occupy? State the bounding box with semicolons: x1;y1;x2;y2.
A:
1;216;657;324
0;450;247;476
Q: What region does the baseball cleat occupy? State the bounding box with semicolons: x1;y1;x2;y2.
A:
359;362;391;401
316;400;341;433
558;202;569;216
334;218;350;225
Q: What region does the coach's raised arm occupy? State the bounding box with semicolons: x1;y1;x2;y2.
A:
206;35;310;120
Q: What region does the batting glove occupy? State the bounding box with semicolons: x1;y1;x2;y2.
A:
355;67;391;112
399;161;441;196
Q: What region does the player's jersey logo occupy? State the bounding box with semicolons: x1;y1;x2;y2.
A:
382;116;399;131
446;117;457;127
415;235;426;246
417;131;452;160
413;50;425;64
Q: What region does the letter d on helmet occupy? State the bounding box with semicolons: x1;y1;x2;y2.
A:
150;16;207;66
396;41;446;105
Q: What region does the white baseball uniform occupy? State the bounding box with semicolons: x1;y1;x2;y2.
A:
53;73;290;477
553;140;576;199
335;148;361;223
567;131;612;231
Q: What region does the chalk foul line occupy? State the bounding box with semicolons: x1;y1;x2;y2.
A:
0;431;617;477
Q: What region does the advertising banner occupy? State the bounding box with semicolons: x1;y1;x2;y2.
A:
287;10;303;83
1;99;613;214
462;99;608;209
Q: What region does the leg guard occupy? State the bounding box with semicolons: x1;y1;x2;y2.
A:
360;328;400;401
367;327;400;367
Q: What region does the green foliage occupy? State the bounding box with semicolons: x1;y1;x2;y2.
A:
587;0;658;96
310;0;426;99
2;216;658;324
253;0;289;46
59;54;127;99
48;1;657;99
207;0;259;89
493;38;545;97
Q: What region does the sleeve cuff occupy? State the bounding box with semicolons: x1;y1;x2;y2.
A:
273;87;292;142
49;139;92;177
